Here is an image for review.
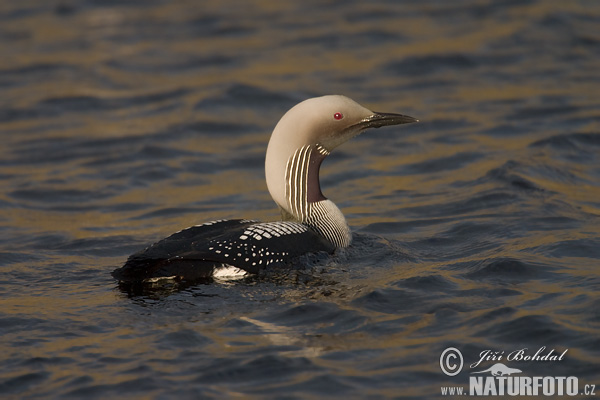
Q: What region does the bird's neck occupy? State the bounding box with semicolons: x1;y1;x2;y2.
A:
285;144;328;210
269;144;351;248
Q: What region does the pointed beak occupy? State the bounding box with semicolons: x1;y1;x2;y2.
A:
329;110;419;151
360;112;419;129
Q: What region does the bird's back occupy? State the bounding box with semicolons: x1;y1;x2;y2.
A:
112;219;335;282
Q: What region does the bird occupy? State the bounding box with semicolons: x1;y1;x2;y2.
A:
112;95;417;283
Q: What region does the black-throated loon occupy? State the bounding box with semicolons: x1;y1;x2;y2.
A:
112;95;417;282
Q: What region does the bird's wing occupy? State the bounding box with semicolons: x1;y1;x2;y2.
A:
113;219;335;282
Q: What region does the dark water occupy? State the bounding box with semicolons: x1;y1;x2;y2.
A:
1;1;599;398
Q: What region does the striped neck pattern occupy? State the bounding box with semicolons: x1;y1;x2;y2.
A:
284;144;352;247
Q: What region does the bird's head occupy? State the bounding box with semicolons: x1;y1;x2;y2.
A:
270;95;417;152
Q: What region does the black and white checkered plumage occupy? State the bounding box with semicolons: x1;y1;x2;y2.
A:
112;96;417;283
113;219;335;282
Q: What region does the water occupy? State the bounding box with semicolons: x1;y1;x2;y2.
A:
1;0;599;398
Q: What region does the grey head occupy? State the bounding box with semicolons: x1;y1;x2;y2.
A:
265;95;417;248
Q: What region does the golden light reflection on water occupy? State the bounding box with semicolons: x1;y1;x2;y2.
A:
1;0;599;397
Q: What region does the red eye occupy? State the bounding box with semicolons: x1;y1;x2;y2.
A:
333;112;343;120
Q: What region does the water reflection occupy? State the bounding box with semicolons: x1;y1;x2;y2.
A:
1;0;599;398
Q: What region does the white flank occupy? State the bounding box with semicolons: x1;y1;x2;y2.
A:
212;265;248;280
144;275;178;283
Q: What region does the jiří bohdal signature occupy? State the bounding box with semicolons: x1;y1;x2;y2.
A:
470;346;568;369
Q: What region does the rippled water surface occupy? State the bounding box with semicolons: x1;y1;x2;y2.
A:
1;1;599;398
